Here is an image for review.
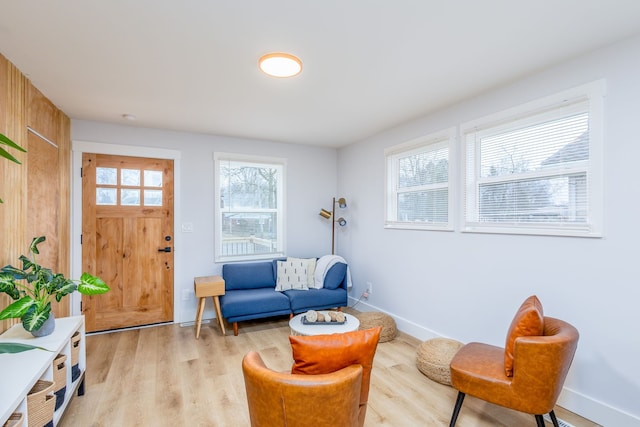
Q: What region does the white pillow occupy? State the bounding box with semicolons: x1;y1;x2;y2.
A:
287;257;317;288
275;260;309;291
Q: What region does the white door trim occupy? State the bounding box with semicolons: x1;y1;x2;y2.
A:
71;140;182;324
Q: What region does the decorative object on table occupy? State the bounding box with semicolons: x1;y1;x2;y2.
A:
0;131;27;204
0;236;110;335
302;310;347;324
318;197;347;254
416;338;464;386
356;311;397;342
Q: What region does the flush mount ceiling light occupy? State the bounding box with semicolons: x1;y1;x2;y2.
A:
258;52;302;78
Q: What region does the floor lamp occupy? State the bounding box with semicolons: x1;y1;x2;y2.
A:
319;197;347;255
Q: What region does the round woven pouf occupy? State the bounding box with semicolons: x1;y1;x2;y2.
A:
416;338;464;386
356;311;397;342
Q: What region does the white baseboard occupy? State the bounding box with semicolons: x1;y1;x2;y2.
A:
556;386;640;427
346;297;640;427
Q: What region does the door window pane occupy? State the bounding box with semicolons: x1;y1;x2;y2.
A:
144;170;163;187
121;169;140;186
96;167;117;185
96;188;117;205
121;189;140;206
144;190;163;206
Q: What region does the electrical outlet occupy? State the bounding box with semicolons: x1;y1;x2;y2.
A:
182;289;191;301
366;281;373;295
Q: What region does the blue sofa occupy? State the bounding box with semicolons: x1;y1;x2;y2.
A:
220;259;348;335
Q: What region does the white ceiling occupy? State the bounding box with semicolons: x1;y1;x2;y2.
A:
1;1;640;148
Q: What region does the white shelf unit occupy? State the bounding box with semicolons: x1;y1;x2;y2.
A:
0;316;86;426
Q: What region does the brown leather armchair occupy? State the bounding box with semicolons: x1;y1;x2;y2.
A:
242;351;363;427
448;296;579;427
288;326;382;426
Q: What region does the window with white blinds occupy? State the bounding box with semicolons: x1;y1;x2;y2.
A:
385;128;455;230
462;81;604;237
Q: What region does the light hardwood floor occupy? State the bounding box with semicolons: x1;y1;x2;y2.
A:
61;311;600;427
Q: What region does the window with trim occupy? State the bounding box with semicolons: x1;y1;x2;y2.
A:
96;167;164;207
385;128;455;230
462;81;604;237
214;153;285;262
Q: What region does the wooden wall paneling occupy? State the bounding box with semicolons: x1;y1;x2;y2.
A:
56;112;71;317
58;113;71;278
27;82;71;318
0;53;71;333
0;54;28;333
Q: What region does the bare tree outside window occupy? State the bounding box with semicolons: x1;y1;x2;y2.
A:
385;130;454;231
218;159;283;259
475;113;588;224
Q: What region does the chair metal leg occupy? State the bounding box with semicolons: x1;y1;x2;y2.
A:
549;410;560;427
535;414;545;427
449;392;465;427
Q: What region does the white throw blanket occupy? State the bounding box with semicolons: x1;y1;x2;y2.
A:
313;255;353;289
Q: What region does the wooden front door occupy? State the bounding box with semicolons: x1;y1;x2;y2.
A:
81;153;174;332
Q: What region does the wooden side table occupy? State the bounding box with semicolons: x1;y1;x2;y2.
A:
194;275;226;338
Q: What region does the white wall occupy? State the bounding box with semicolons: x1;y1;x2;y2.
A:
338;35;640;426
68;34;640;426
70;122;341;327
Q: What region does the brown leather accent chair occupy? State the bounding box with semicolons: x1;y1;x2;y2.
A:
289;326;382;427
448;300;579;427
242;351;363;427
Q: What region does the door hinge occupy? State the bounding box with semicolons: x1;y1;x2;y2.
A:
80;167;83;178
80;234;83;244
80;301;83;312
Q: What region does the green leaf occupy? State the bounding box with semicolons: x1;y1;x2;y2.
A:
77;273;110;295
33;268;54;293
19;255;36;272
0;342;52;354
0;296;36;320
0;273;20;300
54;278;77;301
0;133;27;152
0;146;21;164
21;303;51;332
0;132;25;164
1;264;28;280
29;236;46;255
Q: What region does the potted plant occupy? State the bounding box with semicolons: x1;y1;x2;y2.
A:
0;236;109;336
0;131;27;203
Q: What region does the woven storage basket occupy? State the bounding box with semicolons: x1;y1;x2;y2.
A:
53;354;67;392
416;338;464;386
53;353;67;410
27;380;55;427
356;311;397;342
71;331;81;382
2;412;24;427
70;331;81;365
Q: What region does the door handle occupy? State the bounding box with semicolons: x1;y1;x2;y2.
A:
158;247;172;253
